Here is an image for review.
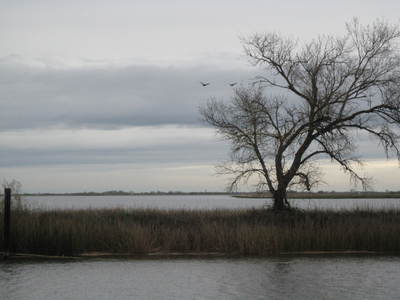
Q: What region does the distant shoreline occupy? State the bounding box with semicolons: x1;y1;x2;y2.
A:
20;192;231;196
15;191;400;199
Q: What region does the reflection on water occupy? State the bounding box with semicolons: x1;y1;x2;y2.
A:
1;256;400;300
22;195;400;211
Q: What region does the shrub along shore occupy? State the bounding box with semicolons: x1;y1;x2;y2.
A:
1;207;400;257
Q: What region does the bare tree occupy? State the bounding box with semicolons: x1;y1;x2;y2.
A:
200;19;400;210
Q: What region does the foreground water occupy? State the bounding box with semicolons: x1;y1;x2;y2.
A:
23;194;400;210
1;256;399;300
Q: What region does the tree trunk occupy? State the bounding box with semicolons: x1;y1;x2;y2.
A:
273;189;290;210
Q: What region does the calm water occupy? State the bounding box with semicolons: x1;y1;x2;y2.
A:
1;256;399;300
22;194;400;211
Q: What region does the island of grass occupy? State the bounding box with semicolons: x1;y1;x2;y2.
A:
1;206;400;258
234;191;400;199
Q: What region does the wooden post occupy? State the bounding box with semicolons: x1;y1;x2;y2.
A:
4;188;11;255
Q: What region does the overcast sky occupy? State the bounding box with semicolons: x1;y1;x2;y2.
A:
1;0;400;192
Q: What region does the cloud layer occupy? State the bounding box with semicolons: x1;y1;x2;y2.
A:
0;58;256;130
0;127;228;167
0;58;398;192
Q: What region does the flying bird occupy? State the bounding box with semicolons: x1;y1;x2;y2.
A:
200;82;210;87
229;82;238;87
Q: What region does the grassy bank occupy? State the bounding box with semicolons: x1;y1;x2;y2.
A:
235;192;400;199
1;208;400;256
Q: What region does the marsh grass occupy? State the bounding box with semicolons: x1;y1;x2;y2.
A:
1;207;400;256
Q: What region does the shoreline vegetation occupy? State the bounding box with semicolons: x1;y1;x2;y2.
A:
1;207;400;258
235;192;400;199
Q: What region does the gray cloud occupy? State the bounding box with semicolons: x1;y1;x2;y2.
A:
0;144;227;168
0;126;229;168
0;57;395;170
0;59;256;130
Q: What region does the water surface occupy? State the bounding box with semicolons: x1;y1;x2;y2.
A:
22;194;400;211
1;256;399;300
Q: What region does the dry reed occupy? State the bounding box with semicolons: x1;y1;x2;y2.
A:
1;207;400;256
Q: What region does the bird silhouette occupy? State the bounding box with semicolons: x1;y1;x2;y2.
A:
200;82;210;87
229;82;238;87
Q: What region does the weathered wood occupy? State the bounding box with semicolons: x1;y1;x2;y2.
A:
4;188;11;255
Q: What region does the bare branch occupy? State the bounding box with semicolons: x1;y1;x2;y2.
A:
202;19;400;209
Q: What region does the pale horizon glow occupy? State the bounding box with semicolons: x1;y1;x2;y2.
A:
2;159;400;193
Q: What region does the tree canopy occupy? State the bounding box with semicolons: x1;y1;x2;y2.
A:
200;19;400;210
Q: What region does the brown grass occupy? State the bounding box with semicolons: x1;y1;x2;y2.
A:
1;207;400;256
